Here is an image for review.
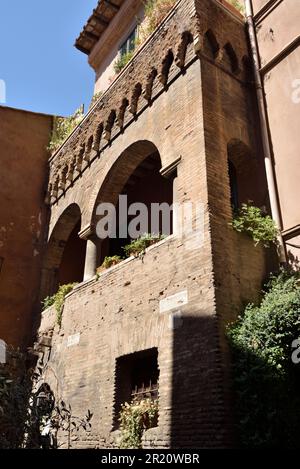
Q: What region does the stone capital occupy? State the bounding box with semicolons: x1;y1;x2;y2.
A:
78;224;96;240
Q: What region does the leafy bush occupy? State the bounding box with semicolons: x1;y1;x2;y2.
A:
119;399;158;449
114;51;135;74
97;256;123;272
123;233;165;257
48;107;84;154
227;271;300;448
42;283;77;326
231;203;278;247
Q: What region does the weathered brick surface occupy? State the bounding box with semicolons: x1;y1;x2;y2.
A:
35;0;270;449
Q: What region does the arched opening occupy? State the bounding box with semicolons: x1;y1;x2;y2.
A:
223;42;239;74
40;204;86;299
228;159;239;212
203;29;220;59
93;141;175;267
227;139;261;211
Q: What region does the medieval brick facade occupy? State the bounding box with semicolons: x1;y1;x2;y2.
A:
32;0;271;448
3;0;298;449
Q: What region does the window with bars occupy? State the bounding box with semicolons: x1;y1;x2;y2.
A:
114;348;159;427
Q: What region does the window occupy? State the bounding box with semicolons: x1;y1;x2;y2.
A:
120;27;137;58
228;159;239;212
114;348;159;427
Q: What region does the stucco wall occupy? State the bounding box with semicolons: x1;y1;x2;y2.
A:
253;0;300;265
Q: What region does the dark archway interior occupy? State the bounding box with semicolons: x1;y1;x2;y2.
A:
58;221;86;286
40;204;86;299
100;151;174;261
227;139;266;211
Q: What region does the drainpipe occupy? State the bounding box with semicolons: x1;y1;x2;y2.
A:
244;0;286;264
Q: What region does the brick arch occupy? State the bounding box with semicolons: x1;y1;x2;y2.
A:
40;203;86;299
89;140;163;224
203;29;220;59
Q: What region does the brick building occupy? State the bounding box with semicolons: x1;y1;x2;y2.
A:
0;0;299;448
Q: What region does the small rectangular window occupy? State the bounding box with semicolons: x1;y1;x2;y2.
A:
120;27;137;57
113;348;159;428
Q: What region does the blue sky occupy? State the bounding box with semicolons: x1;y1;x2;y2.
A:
0;0;97;116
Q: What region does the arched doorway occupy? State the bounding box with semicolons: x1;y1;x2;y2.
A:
92;141;175;266
40;204;86;299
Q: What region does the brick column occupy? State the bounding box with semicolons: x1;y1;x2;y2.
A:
79;225;98;281
160;156;182;236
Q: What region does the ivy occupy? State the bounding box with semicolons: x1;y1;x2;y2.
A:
48;107;84;154
227;270;300;448
42;283;77;327
230;203;278;247
119;399;158;449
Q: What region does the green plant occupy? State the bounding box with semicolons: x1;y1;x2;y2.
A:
114;51;135;74
42;283;77;326
226;0;245;14
227;270;300;448
97;256;123;272
230;202;278;247
48;107;84;154
123;233;165;258
0;348;93;449
54;283;77;326
119;399;158;449
142;0;176;37
41;295;55;311
89;91;103;109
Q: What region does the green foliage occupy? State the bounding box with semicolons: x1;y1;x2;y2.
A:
42;283;77;326
98;256;123;271
48;107;84;154
114;51;135;74
143;0;176;36
0;350;31;449
89;91;103;109
123;233;165;258
227;271;300;448
119;399;158;449
0;349;93;449
231;203;278;247
41;295;55;310
226;0;245;14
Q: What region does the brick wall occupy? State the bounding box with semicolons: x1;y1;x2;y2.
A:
34;0;271;448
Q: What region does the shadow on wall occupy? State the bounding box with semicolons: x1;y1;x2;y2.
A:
170;314;234;449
